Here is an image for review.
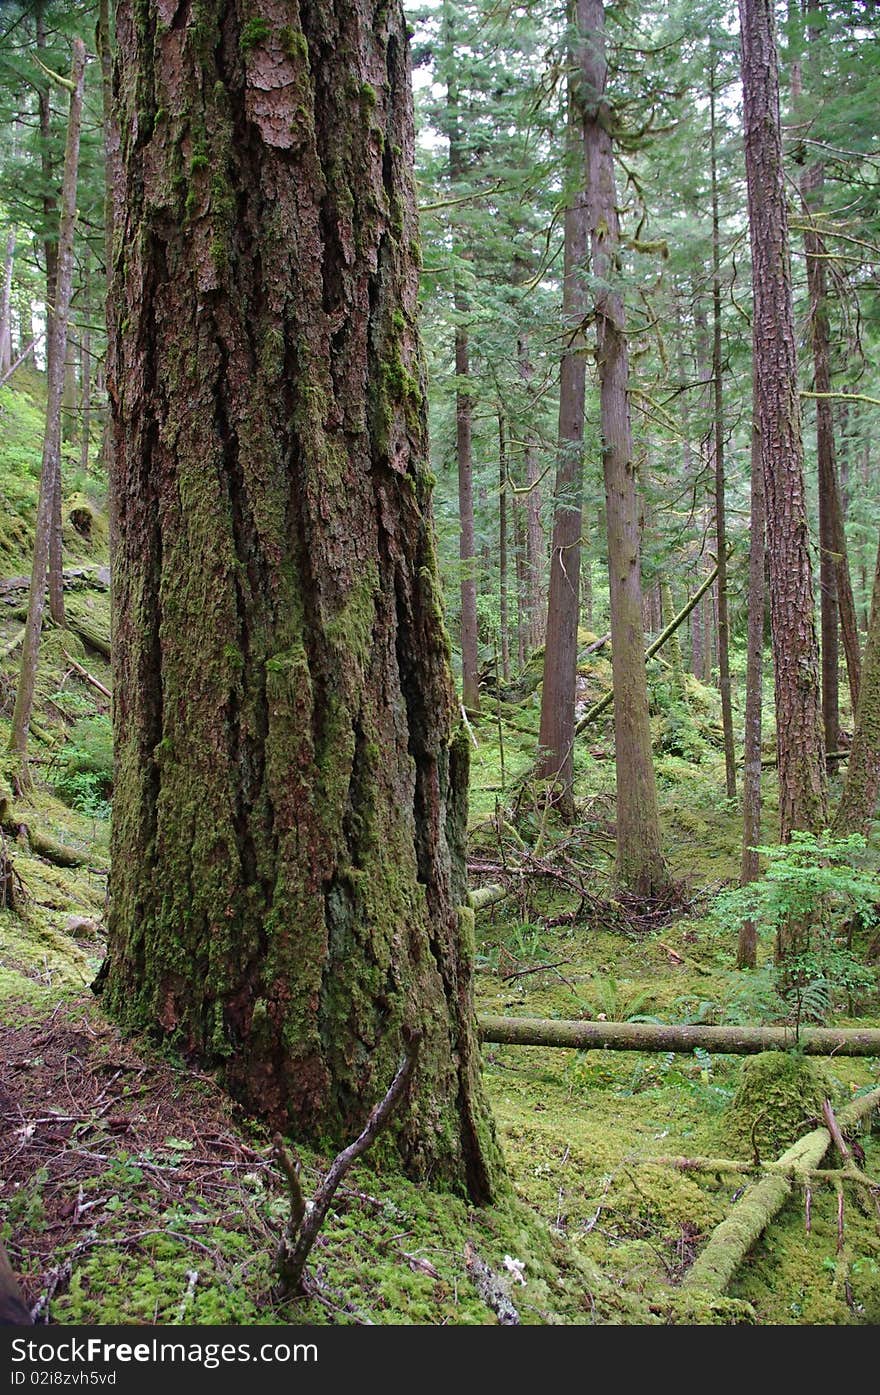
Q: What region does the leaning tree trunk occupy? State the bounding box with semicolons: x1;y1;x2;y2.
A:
7;39;85;787
739;0;827;847
583;0;667;895
537;43;589;820
102;0;500;1202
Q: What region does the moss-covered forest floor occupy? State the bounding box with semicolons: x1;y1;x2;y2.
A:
1;370;879;1326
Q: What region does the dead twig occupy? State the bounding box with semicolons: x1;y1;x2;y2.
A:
275;1028;421;1294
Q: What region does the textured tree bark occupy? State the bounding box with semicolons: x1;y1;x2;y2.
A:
102;0;499;1201
97;0;120;500
739;370;765;970
582;0;667;894
709;75;735;797
7;39;85;785
536;33;588;820
739;0;827;845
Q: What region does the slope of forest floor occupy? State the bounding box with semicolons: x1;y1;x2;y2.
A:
0;368;879;1326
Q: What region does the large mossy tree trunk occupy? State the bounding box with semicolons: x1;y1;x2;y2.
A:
103;0;500;1203
739;0;827;848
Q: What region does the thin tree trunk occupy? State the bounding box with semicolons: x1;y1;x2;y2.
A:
498;412;510;684
443;20;480;713
583;0;667;894
793;1;860;730
739;0;827;848
519;339;545;651
80;276;91;475
456;324;480;712
710;73;735;797
62;338;78;443
739;369;765;970
832;533;880;837
37;4;67;630
513;498;527;671
659;574;685;701
536;38;588;818
98;0;120;498
0;227;15;377
8;39;86;785
48;462;66;626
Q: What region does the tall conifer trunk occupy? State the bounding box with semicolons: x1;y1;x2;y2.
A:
102;0;499;1200
582;0;667;894
536;12;588;819
739;0;827;843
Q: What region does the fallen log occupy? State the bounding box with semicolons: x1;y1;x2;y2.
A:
67;613;111;660
467;884;508;912
681;1085;880;1296
2;817;90;869
478;1014;880;1057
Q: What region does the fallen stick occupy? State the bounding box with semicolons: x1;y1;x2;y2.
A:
681;1085;880;1295
274;1028;421;1294
478;1014;880;1057
63;651;111;700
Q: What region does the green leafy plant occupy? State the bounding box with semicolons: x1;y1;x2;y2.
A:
709;832;879;1028
52;715;113;817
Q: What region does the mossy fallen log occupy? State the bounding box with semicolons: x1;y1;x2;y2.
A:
2;816;90;868
67;613;111;660
681;1084;880;1296
478;1014;880;1057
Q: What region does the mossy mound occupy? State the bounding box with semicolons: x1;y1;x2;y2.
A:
723;1052;833;1159
62;495;110;554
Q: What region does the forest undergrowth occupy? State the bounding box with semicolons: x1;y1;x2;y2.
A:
0;370;879;1327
